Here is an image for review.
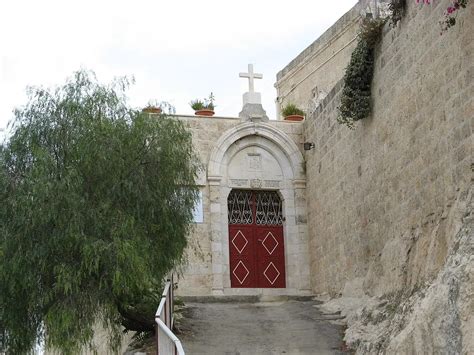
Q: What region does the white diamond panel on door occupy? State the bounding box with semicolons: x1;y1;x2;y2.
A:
231;230;248;254
262;232;279;255
263;262;281;285
232;260;250;285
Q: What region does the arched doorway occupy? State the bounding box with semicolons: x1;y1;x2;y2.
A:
227;189;286;288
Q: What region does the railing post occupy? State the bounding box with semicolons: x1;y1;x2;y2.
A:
156;321;159;355
155;275;184;355
164;296;168;327
171;274;174;328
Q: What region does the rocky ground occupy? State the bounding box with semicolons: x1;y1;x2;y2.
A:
315;189;473;354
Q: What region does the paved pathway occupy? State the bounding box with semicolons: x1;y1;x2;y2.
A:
179;299;346;355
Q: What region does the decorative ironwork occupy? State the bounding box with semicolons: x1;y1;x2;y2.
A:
255;191;283;226
228;190;283;226
228;190;253;224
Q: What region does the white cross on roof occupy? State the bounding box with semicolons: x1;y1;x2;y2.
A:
239;64;263;94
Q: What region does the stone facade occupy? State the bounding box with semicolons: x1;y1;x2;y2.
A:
175;115;311;297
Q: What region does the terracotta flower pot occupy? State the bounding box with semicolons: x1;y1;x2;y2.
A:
284;114;304;122
195;109;215;117
142;107;162;114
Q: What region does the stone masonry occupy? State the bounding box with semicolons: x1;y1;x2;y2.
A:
175;115;310;297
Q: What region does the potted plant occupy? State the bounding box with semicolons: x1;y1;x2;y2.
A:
282;103;305;121
142;100;162;114
190;93;215;116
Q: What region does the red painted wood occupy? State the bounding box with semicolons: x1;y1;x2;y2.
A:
229;225;256;287
228;191;285;288
256;226;285;288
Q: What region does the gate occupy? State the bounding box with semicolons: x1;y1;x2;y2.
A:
228;190;285;288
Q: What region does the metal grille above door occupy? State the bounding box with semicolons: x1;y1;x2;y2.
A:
255;191;283;226
228;190;253;225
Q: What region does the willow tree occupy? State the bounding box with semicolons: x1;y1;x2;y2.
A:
0;70;199;354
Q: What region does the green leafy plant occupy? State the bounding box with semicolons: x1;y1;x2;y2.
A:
338;18;385;129
0;70;200;354
281;103;305;117
190;99;204;110
190;92;215;111
388;0;406;27
143;100;176;114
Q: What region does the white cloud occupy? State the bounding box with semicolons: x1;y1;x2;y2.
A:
0;0;358;138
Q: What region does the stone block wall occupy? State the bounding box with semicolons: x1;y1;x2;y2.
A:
174;115;305;295
302;0;473;297
174;115;241;296
275;3;361;118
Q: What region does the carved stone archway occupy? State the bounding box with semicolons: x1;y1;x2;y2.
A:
207;122;310;296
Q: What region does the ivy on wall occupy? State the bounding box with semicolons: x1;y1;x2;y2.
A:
337;0;469;129
389;0;407;26
337;18;385;129
337;0;408;129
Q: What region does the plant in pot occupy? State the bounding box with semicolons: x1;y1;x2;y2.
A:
142;100;162;114
190;93;215;116
281;103;305;121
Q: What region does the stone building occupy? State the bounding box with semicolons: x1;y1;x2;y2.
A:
175;64;311;297
172;0;472;352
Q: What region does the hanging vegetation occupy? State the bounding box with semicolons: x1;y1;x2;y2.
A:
337;18;385;129
440;0;470;32
389;0;407;26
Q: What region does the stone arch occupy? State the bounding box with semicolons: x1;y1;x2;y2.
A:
208;122;305;181
206;121;310;296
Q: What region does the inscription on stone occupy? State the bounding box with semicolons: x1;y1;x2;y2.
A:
250;179;263;188
230;179;249;187
247;153;262;171
264;180;280;188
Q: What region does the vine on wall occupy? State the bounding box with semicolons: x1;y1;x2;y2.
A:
337;0;469;129
337;18;385;129
337;0;406;129
440;0;470;32
389;0;407;26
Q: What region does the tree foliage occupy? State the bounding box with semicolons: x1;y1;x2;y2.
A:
0;70;200;354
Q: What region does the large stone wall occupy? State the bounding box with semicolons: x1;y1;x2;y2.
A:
299;0;473;351
303;0;472;298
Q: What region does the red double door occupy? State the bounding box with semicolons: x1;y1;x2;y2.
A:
228;190;286;288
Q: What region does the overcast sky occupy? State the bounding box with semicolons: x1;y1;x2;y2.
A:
0;0;357;138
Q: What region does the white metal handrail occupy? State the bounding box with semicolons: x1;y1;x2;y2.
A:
155;275;185;355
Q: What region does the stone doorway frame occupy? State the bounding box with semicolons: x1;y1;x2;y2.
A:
207;122;311;296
